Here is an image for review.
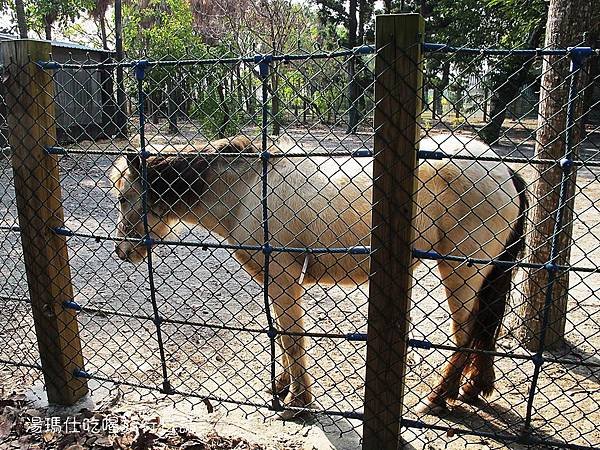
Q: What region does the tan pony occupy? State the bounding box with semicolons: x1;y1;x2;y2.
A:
111;134;527;417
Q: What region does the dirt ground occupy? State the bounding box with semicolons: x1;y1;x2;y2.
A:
0;122;599;449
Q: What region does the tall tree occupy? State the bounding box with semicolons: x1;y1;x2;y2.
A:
478;17;545;144
28;0;88;40
517;0;593;351
191;0;312;136
313;0;363;132
346;0;358;133
375;0;548;138
90;0;111;49
14;0;28;37
124;0;204;133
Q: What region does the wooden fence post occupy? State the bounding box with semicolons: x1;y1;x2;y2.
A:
363;14;424;450
3;39;88;405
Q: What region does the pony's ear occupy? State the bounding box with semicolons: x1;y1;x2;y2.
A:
126;148;142;172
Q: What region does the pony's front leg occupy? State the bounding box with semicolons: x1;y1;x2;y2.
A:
268;277;313;419
268;336;290;398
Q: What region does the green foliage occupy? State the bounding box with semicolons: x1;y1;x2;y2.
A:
123;0;203;59
16;0;91;37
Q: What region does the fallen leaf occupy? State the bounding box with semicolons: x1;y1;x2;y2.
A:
132;428;159;450
0;414;16;438
94;435;114;448
115;430;136;449
180;439;206;450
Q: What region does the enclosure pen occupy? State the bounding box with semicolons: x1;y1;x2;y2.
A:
0;12;599;450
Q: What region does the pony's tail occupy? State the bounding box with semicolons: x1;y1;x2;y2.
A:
464;169;528;397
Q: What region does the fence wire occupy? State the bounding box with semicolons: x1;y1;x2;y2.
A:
0;33;599;450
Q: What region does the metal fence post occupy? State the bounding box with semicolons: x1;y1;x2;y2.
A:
363;14;424;450
2;39;88;405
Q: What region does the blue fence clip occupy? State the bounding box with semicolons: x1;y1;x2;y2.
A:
63;301;82;312
73;368;91;379
351;149;373;157
262;243;272;255
254;54;273;78
353;44;375;55
418;150;446;160
260;150;271;161
44;146;67;155
568;46;593;70
143;236;154;247
36;60;60;70
266;328;277;339
559;158;573;170
544;262;558;273
408;338;432;350
401;418;425;429
531;353;544;367
422;43;449;53
412;249;442;260
133;60;151;81
346;332;368;342
349;246;371;255
53;226;74;237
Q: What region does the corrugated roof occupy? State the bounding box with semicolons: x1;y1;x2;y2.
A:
0;33;113;53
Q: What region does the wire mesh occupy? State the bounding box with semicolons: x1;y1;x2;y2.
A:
0;29;599;449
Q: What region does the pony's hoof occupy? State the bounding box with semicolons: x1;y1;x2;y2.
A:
276;391;313;421
416;398;449;416
458;390;481;405
267;374;290;399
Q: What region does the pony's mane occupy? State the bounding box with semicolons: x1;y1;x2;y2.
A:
110;135;257;192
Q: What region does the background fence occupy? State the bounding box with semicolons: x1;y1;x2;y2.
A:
0;13;599;450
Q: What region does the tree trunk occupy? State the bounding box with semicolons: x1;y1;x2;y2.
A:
44;16;52;40
99;15;108;50
150;91;159;125
167;76;178;134
454;85;464;119
432;61;450;120
14;0;28;38
580;52;599;127
517;0;593;351
358;0;372;44
478;21;544;144
235;64;244;115
114;0;128;138
478;81;522;144
271;88;281;135
346;0;358;134
245;70;256;122
482;84;489;122
217;81;230;139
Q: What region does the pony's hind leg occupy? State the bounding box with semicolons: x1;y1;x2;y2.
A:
420;261;485;415
268;276;313;419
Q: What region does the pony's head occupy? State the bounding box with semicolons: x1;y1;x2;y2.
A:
111;136;254;264
111;153;173;263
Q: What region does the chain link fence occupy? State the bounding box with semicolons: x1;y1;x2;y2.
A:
0;13;599;449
